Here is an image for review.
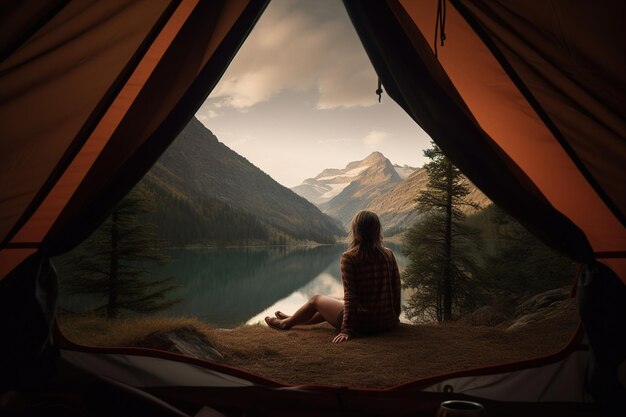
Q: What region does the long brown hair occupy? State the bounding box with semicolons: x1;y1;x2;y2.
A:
348;210;385;260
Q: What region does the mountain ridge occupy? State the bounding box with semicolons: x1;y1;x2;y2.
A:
318;153;402;226
292;152;490;232
292;152;415;208
141;118;344;245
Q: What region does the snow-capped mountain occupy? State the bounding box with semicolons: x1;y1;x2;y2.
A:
291;167;368;206
292;152;489;233
291;153;417;207
292;152;413;227
392;164;416;179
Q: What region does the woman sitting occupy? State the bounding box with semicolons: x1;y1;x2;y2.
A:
265;210;401;343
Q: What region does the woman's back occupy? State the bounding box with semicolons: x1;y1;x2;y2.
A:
340;247;401;335
265;210;399;343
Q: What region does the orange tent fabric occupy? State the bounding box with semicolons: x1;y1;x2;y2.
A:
0;0;624;415
0;0;266;279
345;0;625;283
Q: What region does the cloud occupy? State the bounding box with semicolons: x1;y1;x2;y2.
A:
196;109;219;122
364;130;389;148
209;0;378;110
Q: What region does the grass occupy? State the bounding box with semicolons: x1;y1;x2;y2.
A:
59;309;578;389
59;315;217;348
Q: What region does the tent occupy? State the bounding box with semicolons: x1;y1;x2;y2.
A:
1;0;624;415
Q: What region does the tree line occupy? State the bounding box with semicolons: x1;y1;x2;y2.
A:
141;176;336;246
57;178;334;319
57;185;179;318
401;142;575;323
58;141;573;323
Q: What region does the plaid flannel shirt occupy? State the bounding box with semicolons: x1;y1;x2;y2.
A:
340;247;401;335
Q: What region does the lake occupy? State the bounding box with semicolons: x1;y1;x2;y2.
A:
59;243;411;328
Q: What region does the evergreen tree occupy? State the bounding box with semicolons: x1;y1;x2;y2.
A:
61;185;179;318
402;142;482;322
481;205;575;294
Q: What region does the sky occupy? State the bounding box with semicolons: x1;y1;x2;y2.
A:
195;0;432;188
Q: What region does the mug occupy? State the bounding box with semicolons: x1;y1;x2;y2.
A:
436;400;484;416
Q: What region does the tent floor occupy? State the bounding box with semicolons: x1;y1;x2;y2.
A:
0;385;607;417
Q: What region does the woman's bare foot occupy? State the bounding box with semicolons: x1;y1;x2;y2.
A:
275;311;289;320
265;316;289;330
273;311;325;326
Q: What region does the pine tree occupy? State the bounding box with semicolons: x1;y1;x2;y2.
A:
402;142;482;322
481;205;575;294
61;185;179;318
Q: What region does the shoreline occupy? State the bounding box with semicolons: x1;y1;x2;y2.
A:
167;242;344;250
166;239;408;251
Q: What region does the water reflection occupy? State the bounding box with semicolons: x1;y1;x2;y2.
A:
247;272;345;325
164;245;344;327
247;243;411;326
59;243;410;328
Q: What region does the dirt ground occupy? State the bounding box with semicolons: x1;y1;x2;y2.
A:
214;314;578;388
60;308;579;389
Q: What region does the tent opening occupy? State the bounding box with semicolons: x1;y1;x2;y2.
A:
3;0;624;415
51;0;581;390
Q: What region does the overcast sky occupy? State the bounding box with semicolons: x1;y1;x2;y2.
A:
195;0;432;188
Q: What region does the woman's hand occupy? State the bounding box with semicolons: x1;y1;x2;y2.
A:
332;332;350;343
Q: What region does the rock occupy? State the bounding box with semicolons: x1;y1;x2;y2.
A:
459;287;576;330
507;296;577;331
543;298;578;319
514;287;570;317
135;326;224;362
507;311;547;331
462;306;508;326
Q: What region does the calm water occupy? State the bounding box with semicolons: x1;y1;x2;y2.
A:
60;243;410;328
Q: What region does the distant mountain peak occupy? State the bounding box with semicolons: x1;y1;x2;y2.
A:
364;151;385;160
291;152;412;225
345;151;390;170
292;151;489;232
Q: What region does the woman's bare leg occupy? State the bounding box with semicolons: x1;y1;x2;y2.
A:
275;311;324;324
267;295;343;329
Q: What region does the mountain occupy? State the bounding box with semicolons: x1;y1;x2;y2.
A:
364;167;429;232
365;168;491;233
292;153;417;207
318;152;404;226
292;152;490;233
392;164;416;179
292;152;407;227
140;118;344;245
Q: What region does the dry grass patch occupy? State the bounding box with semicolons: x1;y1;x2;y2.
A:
58;315;217;347
59;309;578;389
212;311;578;388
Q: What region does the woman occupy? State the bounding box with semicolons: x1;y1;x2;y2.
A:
265;210;401;343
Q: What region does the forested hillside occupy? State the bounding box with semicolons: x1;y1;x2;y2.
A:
466;204;576;294
139;118;344;245
141;176;272;245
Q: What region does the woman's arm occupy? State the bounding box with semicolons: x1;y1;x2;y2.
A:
340;253;358;337
391;251;401;318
